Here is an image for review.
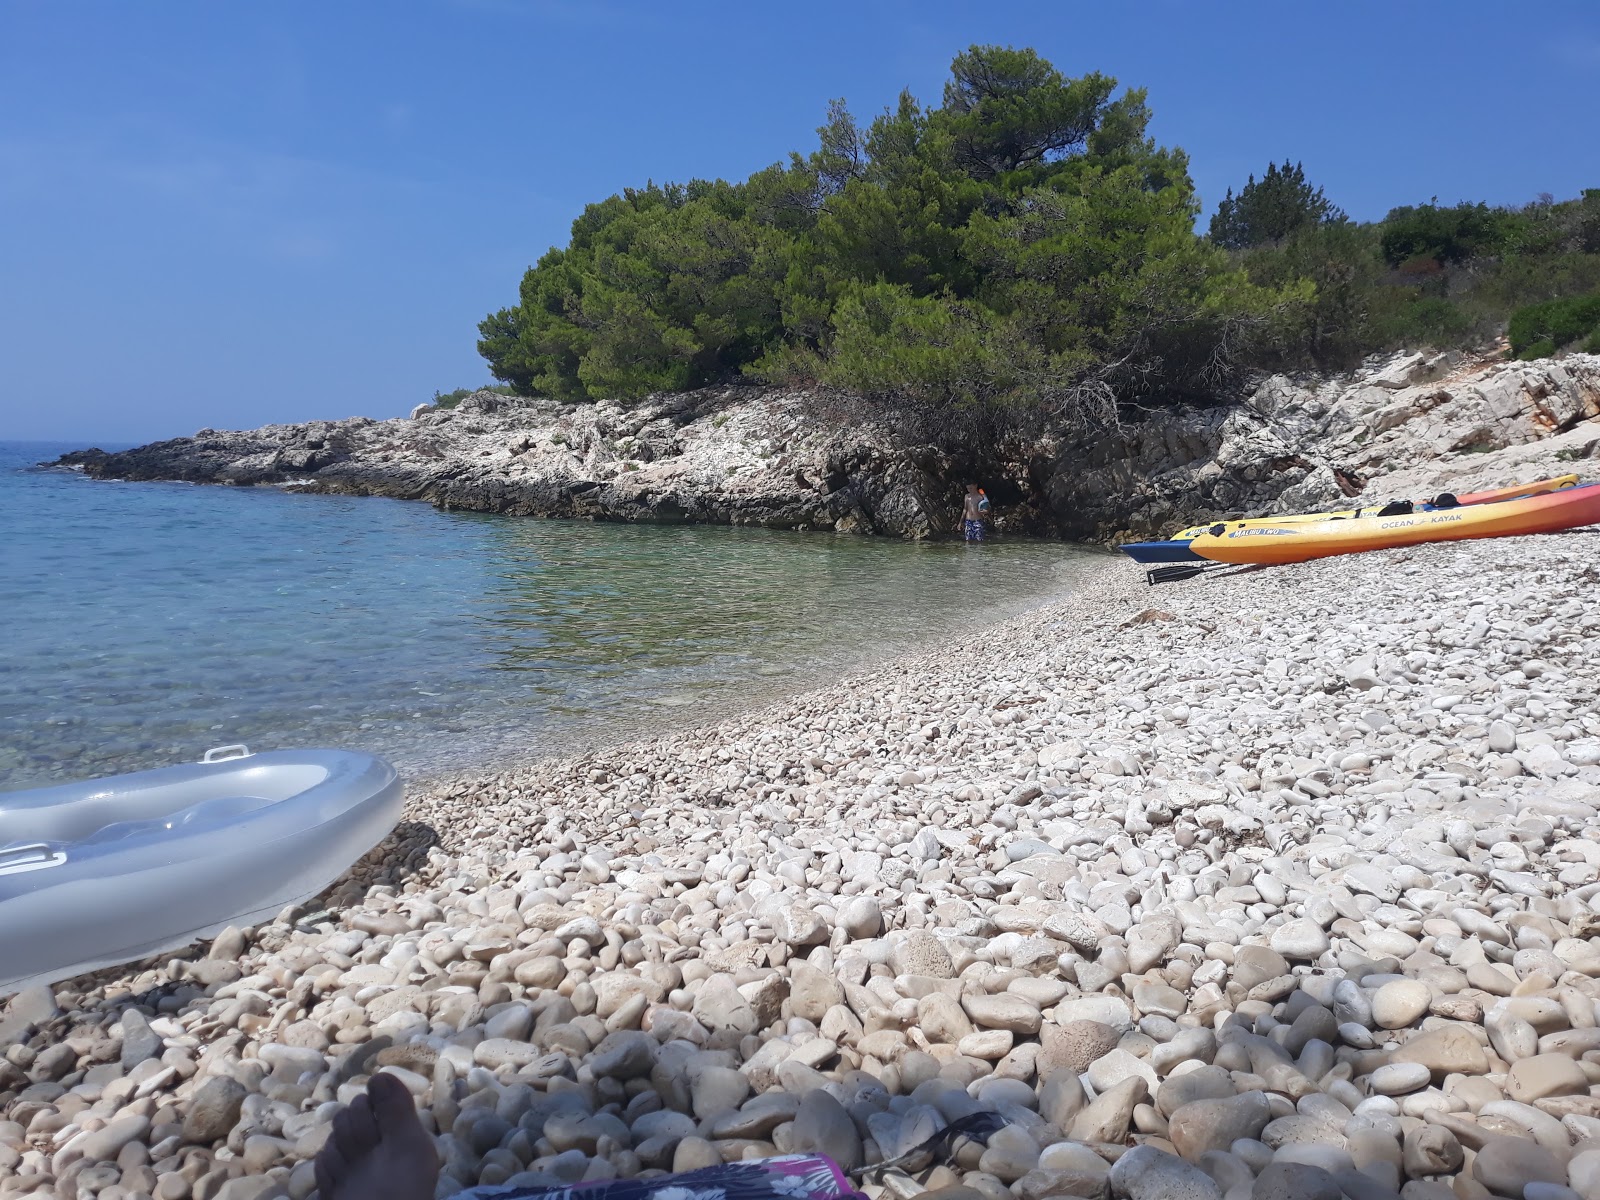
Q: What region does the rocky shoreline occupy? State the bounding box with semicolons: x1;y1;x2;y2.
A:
52;352;1600;545
6;530;1600;1200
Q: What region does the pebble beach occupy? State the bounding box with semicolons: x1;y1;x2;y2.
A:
6;533;1600;1200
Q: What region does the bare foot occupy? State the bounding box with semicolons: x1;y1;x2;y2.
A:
314;1072;439;1200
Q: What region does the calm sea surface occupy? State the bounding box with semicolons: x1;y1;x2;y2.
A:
1;440;1100;791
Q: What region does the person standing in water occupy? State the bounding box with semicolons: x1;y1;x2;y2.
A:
961;483;989;542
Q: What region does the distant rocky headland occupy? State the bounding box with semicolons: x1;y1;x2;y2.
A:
55;352;1600;545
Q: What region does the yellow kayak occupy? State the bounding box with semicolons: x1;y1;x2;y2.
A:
1171;475;1579;541
1189;483;1600;565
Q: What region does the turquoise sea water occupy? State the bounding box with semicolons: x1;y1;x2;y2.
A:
2;440;1098;791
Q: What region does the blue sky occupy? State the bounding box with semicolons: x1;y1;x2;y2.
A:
3;1;1597;443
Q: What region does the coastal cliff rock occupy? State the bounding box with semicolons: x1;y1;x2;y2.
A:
1062;350;1600;541
56;352;1600;542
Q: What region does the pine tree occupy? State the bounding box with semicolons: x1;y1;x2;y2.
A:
1209;161;1344;249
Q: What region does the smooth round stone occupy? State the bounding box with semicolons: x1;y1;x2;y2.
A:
1108;1144;1223;1200
1232;1139;1274;1173
672;1137;722;1172
1332;980;1373;1029
976;1125;1040;1184
1037;1142;1111;1175
1523;1184;1581;1200
1371;980;1430;1030
1402;1125;1463;1177
962;992;1042;1035
1473;1135;1567;1197
1272;1144;1355;1174
1388;1025;1488;1076
1487;1011;1540;1062
1006;838;1056;862
1008;977;1070;1008
1270;919;1330;961
1133;981;1188;1019
689;1065;750;1118
790;1091;862;1172
838;896;883;940
1370;1062;1431;1096
1364;930;1420;958
1196;1150;1253;1195
1168;1093;1273;1160
1506;1054;1588;1104
973;1077;1037;1112
957;1029;1014;1060
1252;1161;1341;1200
1338;1022;1376;1049
1353;1097;1399;1116
1087;1048;1157;1095
1568;1149;1600;1198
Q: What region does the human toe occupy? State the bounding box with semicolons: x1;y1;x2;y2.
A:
332;1094;380;1157
367;1072;420;1136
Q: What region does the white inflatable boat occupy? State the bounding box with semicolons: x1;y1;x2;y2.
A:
0;746;403;996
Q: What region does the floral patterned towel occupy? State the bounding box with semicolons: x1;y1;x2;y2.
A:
462;1154;864;1200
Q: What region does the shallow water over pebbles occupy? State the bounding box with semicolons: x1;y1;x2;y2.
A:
2;441;1097;791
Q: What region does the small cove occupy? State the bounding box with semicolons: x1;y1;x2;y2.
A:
2;441;1101;791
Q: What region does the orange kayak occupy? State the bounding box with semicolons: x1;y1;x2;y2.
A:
1189;483;1600;565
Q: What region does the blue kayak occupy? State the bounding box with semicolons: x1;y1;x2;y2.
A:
1119;539;1202;564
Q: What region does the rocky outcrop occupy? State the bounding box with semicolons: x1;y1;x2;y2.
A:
58;389;952;538
1052;349;1600;542
54;352;1600;543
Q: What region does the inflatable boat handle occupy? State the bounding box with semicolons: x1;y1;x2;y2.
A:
201;744;252;764
0;844;69;877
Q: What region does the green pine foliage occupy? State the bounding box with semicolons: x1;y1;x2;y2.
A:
1208;161;1345;250
479;46;1300;429
478;45;1600;429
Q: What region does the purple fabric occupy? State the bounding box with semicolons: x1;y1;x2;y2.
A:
461;1154;863;1200
963;519;985;542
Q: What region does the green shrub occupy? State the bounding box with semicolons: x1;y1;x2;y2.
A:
430;384;517;410
1379;202;1512;267
1582;189;1600;254
1466;251;1600;317
1585;328;1600;354
1507;291;1600;357
1373;296;1472;349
